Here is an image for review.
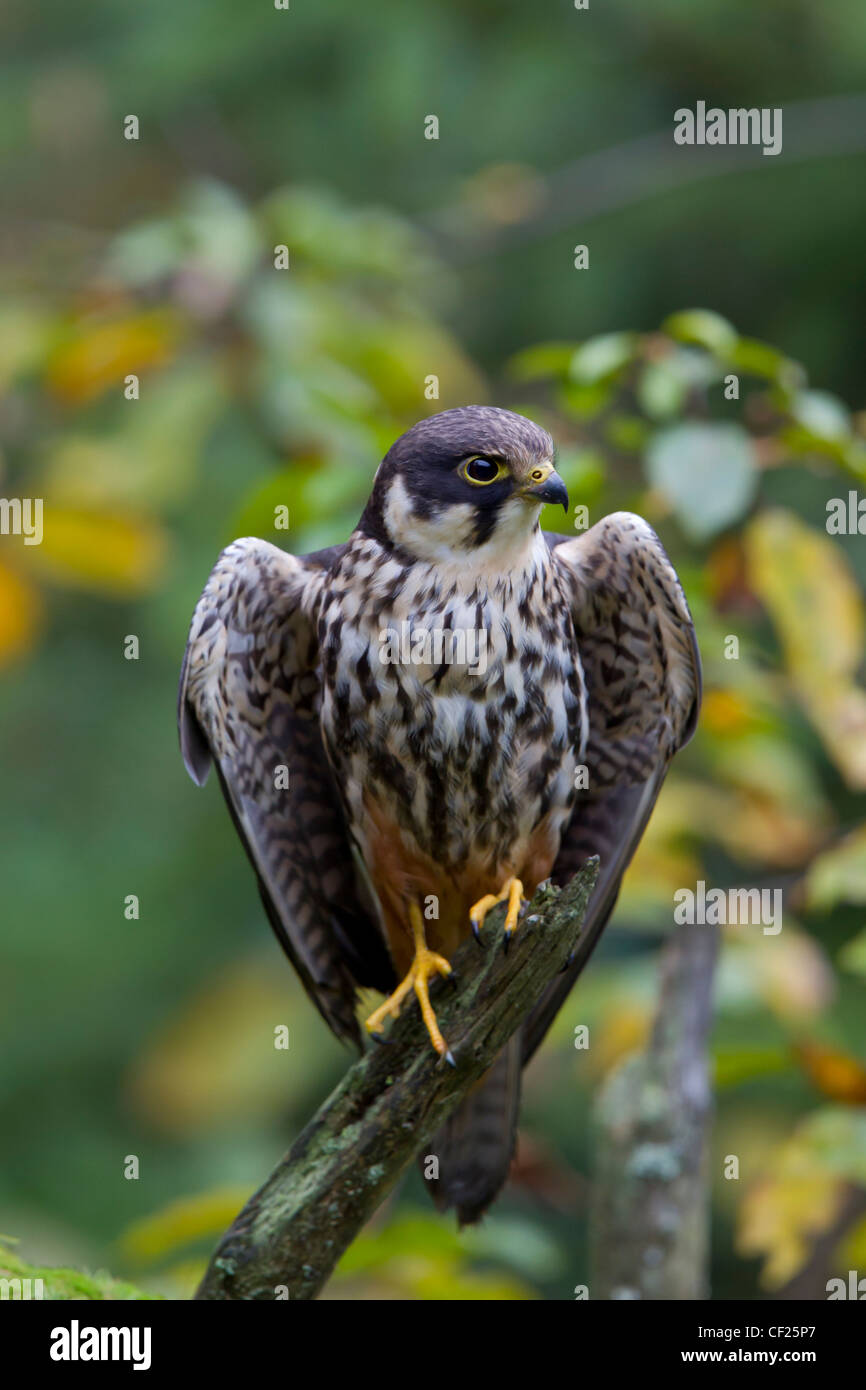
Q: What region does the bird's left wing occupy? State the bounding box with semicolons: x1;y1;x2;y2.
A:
178;537;389;1048
523;512;701;1062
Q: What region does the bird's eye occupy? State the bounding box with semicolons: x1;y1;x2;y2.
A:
462;456;502;485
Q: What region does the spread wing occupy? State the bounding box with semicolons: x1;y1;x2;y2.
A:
178;537;392;1048
523;512;701;1062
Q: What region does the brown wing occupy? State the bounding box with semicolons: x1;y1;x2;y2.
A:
178;536;392;1048
523;513;701;1062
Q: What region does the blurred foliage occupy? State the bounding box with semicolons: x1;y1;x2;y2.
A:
0;1238;157;1301
1;2;866;1302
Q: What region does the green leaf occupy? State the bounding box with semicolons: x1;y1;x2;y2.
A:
838;928;866;978
507;341;576;381
0;300;54;388
664;345;724;388
605;414;650;452
645;421;757;540
556;378;614;420
108;179;260;291
568;331;637;385
842;441;866;481
729;337;806;389
791;390;851;442
798;1107;866;1185
662;309;737;355
806;826;866;910
637;362;688;419
714;1046;792;1088
556;447;606;497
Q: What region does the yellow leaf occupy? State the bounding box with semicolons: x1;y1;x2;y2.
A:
724;928;835;1022
719;793;825;868
701;688;764;737
745;510;866;788
585;1003;652;1077
0;559;42;665
619;839;702;915
617;782;702;917
658;778;824;869
738;1173;844;1286
127;960;341;1133
41;363;221;511
840;1214;866;1269
24;507;168;596
808;687;866;790
737;1107;866;1287
46;310;182;404
119;1187;249;1263
746;509;863;684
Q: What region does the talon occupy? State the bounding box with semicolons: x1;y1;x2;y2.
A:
469;877;528;947
468;892;502;941
444;1049;456;1069
364;901;453;1058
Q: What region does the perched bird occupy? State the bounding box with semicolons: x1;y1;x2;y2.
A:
179;405;700;1223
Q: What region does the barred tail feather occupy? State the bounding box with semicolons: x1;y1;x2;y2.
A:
424;1035;522;1225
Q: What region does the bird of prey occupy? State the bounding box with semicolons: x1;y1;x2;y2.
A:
179;405;701;1224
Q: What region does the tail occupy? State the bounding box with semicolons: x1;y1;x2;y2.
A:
424;1035;522;1225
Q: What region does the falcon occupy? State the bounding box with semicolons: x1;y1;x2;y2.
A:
179;406;701;1223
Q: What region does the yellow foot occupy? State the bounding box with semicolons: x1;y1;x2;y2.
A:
469;877;527;949
364;902;455;1064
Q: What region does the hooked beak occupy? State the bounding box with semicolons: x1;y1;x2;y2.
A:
521;465;569;513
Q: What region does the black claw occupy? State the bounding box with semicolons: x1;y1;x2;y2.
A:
370;1031;391;1045
503;929;513;955
471;920;483;945
444;1049;456;1068
447;970;458;988
559;951;576;974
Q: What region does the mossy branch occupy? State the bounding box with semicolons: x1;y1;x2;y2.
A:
195;858;599;1301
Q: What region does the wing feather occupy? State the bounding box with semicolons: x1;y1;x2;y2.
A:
523;513;701;1062
178;536;391;1047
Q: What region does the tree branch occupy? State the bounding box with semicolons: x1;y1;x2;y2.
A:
590;921;719;1300
195;859;600;1301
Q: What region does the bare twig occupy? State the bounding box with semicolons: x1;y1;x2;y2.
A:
196;859;600;1301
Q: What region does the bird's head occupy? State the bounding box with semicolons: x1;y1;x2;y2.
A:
359;406;568;566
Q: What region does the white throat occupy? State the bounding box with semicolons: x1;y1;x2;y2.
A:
383;474;545;587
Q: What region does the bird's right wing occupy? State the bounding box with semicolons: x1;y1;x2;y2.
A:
522;513;702;1062
178;537;390;1048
